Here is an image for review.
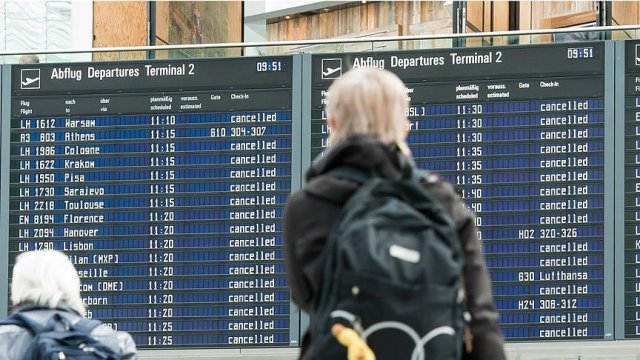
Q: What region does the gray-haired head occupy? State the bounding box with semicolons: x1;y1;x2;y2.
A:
11;250;84;314
18;54;40;64
325;67;411;154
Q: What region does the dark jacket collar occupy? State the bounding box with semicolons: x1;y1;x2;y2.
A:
304;136;413;203
307;135;411;181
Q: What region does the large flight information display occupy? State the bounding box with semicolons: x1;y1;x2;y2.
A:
311;42;610;340
6;57;299;348
624;40;640;338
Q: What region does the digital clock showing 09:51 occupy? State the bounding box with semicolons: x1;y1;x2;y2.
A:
256;60;284;72
567;47;595;59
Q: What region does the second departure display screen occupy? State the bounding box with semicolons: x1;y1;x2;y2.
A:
311;43;607;340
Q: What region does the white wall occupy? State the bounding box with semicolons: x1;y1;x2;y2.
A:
263;0;341;14
0;0;93;64
244;0;351;21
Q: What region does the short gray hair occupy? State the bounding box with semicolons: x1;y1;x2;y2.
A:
18;54;40;64
11;250;84;314
325;67;410;153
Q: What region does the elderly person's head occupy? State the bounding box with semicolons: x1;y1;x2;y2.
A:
11;250;84;314
18;54;39;64
325;67;410;154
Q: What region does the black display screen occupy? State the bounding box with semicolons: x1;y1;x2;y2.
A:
624;40;640;339
8;57;298;348
311;43;607;340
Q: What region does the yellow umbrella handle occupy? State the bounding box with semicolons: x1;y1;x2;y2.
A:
331;323;376;360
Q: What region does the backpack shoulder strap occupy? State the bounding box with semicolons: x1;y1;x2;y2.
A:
72;318;102;334
4;312;47;335
0;317;24;328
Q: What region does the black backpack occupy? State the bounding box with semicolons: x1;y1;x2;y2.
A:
0;310;121;360
311;166;465;360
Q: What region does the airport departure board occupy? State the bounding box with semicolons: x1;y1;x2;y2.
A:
311;42;609;340
6;57;299;347
11;41;640;348
625;41;640;338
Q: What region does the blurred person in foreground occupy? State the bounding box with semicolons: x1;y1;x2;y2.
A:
283;67;506;359
0;250;137;359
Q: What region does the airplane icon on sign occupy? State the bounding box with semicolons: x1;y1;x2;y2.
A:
21;77;40;87
20;69;41;89
322;67;341;77
321;59;342;79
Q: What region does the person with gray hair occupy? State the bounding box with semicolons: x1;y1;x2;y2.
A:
284;67;505;359
18;54;39;64
0;250;137;359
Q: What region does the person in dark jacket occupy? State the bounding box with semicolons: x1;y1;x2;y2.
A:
0;250;137;359
283;67;506;360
